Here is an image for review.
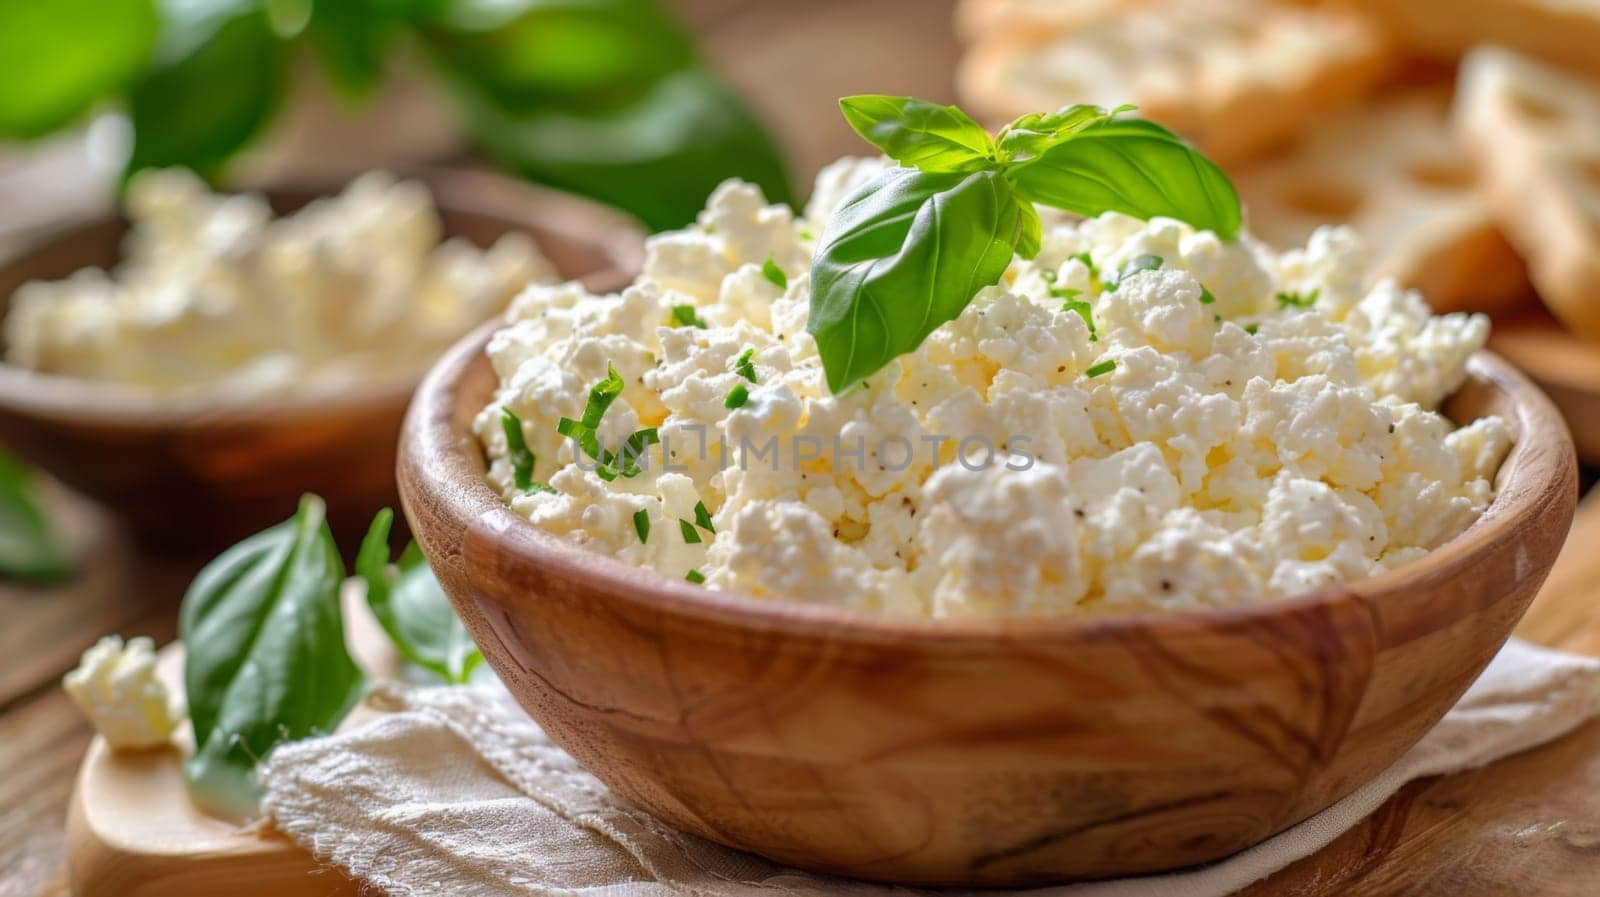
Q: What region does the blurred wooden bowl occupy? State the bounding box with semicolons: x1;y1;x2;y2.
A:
1488;313;1600;466
399;328;1575;886
0;169;642;553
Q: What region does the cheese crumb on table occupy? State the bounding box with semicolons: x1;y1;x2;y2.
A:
476;157;1509;619
63;635;182;750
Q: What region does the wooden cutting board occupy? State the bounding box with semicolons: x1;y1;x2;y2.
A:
65;585;396;897
63;495;1600;896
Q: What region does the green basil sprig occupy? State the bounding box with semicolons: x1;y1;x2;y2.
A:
0;449;70;583
179;494;364;820
808;97;1241;393
356;508;483;686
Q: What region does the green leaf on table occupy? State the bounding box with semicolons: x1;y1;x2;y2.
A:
126;2;288;180
0;449;70;583
0;0;159;138
179;494;364;821
1006;115;1241;241
839;95;994;174
807;167;1038;393
356;508;482;685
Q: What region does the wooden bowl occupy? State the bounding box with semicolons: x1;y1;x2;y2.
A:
399;328;1577;886
0;169;642;554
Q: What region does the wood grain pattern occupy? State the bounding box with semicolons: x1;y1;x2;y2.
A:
0;169;643;554
0;594;175;897
398;327;1579;886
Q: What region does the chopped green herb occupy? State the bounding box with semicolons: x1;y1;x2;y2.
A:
693;500;715;533
500;408;538;493
725;382;750;409
1244;323;1259;335
798;227;814;240
1199;285;1216;305
1050;285;1083;301
1062;298;1097;341
557;364;658;481
733;347;758;383
761;256;787;290
1275;288;1319;310
679;519;702;544
1110;254;1162;290
1086;358;1117;378
670;304;707;328
685;569;706;584
1067;251;1102;292
633;509;650;543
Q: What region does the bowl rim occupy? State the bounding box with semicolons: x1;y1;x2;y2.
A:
0;167;644;426
402;320;1577;646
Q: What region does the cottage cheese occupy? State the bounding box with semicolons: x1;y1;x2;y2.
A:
476;158;1509;618
62;635;182;750
5;169;554;393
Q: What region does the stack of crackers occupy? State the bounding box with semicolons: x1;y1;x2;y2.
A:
959;0;1599;316
959;0;1600;458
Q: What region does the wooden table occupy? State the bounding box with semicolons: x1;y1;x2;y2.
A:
7;4;1600;893
3;484;1600;897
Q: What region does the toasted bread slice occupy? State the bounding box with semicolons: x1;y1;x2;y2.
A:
955;0;1145;41
957;0;1394;165
1455;47;1600;340
1349;0;1600;79
1238;86;1533;313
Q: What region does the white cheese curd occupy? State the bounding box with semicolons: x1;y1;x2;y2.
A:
476;157;1510;619
62;635;182;750
5;169;555;394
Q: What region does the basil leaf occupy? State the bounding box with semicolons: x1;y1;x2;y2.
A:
0;0;158;138
808;167;1037;393
995;104;1125;163
424;0;793;232
356;509;483;686
179;494;363;820
0;449;70;583
420;0;694;114
1007;117;1241;241
838;95;993;174
304;0;397;98
126;3;287;179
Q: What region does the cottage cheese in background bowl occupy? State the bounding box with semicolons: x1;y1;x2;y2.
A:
476;157;1510;619
4;169;555;396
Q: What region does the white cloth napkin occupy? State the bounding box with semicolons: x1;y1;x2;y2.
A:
260;638;1600;897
